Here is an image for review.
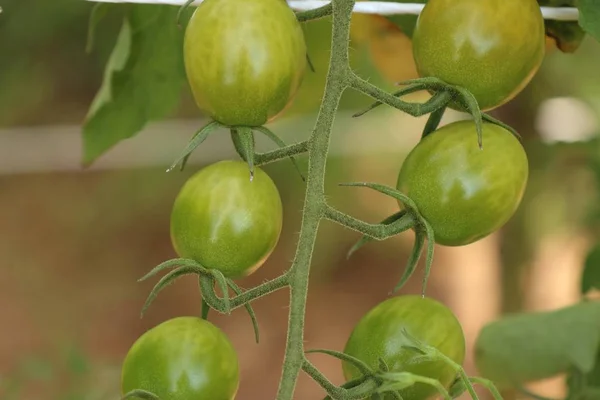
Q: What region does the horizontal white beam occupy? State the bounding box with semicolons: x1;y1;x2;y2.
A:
85;0;579;21
0;110;428;174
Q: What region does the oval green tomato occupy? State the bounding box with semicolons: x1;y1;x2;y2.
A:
411;0;545;111
397;121;528;246
121;316;239;400
184;0;307;126
171;160;283;279
343;295;466;400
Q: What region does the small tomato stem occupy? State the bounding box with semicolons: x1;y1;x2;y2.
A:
469;377;504;400
349;74;451;117
199;273;289;312
296;2;333;22
324;204;415;240
255;140;309;166
302;358;379;399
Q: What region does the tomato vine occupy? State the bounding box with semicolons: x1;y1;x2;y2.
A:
77;0;600;398
132;0;512;398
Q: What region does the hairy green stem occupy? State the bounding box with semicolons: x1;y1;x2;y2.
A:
275;0;354;398
324;204;415;239
255;140;309;166
296;3;333;22
199;273;289;312
350;74;452;117
302;359;379;399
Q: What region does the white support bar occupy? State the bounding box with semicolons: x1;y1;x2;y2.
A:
84;0;580;21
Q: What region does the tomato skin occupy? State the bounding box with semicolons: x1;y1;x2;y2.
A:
343;295;466;400
170;160;283;278
184;0;307;126
121;317;240;400
411;0;545;111
396;121;528;246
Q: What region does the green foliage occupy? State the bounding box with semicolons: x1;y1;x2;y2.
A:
82;5;189;165
579;0;600;43
475;301;600;388
582;246;600;294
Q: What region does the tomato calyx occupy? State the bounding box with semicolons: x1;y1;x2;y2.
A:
138;257;262;343
167;120;307;181
121;389;159;400
326;181;435;295
307;326;500;400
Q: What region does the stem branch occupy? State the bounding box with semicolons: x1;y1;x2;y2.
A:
200;273;289;312
324;204;415;239
255;140;309;166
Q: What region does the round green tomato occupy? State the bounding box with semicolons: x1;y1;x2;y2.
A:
184;0;307;127
411;0;545;111
343;295;466;400
396;121;528;246
170;160;283;278
121;316;239;400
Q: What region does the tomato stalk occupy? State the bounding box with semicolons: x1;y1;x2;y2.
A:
275;0;354;396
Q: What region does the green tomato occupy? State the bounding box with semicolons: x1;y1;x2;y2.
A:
170;160;283;279
397;121;528;246
343;295;466;400
411;0;545;111
121;316;239;400
184;0;307;126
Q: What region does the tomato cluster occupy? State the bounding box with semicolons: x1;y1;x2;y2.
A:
121;0;538;397
121;0;299;396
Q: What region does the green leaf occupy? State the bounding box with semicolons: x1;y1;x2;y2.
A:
86;3;113;53
474;301;600;389
82;5;187;166
567;354;600;400
578;0;600;43
582;246;600;294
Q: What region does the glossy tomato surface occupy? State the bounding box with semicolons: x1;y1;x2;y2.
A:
343;295;466;400
184;0;307;126
171;160;283;278
411;0;545;111
396;121;528;246
121;317;239;400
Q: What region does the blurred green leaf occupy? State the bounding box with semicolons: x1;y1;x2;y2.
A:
65;346;90;375
474;301;600;388
86;3;114;53
567;354;600;400
582;246;600;294
579;0;600;43
82;5;187;165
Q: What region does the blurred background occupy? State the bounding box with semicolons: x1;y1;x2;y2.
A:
1;1;600;399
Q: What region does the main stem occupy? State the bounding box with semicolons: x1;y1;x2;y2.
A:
275;0;354;398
